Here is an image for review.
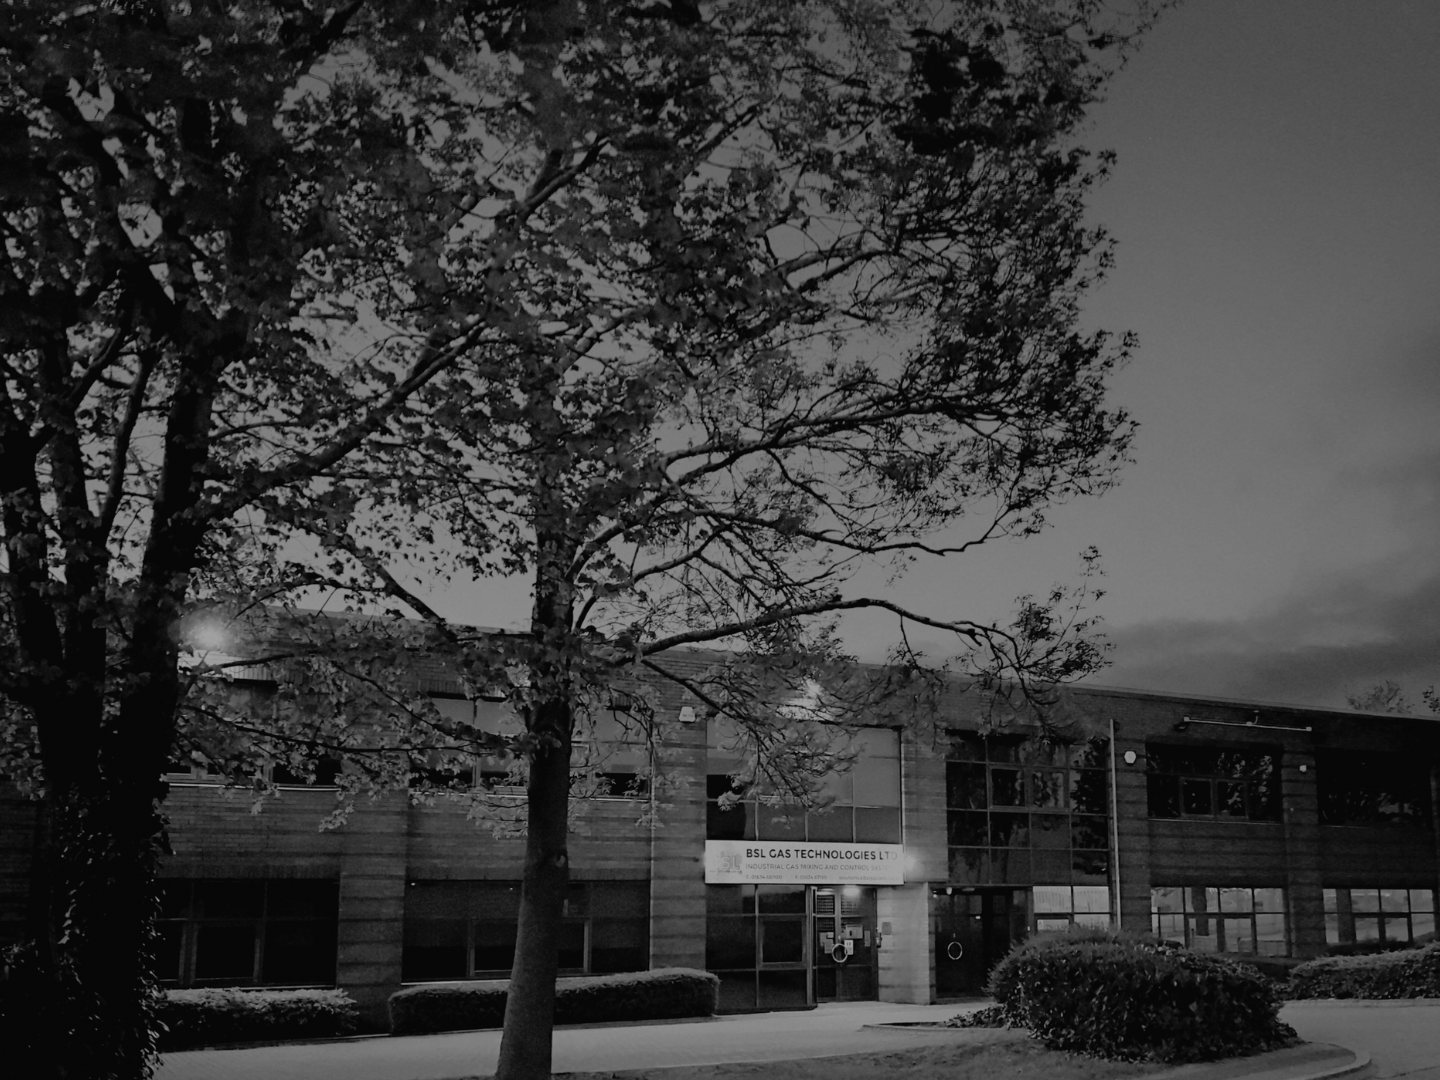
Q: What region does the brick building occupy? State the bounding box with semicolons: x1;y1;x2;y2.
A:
3;663;1439;1028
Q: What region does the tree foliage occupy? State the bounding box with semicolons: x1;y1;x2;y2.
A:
0;2;492;1075
1;2;1156;1078
249;3;1150;1077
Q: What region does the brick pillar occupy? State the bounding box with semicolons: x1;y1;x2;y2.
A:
335;793;409;1031
1283;746;1326;958
649;715;707;970
1112;724;1152;931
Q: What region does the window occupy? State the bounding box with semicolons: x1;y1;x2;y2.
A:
165;747;341;787
1324;888;1436;949
401;880;648;981
1316;752;1432;827
155;879;339;987
945;733;1110;887
1145;745;1280;821
706;884;874;1011
1032;885;1112;932
706;726;901;844
408;697;650;798
1150;886;1287;956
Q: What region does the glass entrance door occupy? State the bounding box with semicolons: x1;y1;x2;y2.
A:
812;886;878;1002
933;888;1028;996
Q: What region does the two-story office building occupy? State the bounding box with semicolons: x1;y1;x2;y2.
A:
2;659;1438;1027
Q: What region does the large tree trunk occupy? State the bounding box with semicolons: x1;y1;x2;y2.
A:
494;693;573;1080
10;781;167;1080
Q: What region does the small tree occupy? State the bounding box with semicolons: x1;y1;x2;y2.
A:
268;3;1157;1078
1347;681;1414;715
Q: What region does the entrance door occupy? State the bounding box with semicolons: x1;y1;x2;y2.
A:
812;886;877;1002
933;888;1027;996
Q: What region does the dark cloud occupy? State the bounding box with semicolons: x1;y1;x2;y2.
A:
1093;561;1440;710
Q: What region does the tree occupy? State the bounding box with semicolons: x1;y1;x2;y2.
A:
256;3;1156;1078
0;2;1154;1076
1346;680;1414;715
0;3;495;1076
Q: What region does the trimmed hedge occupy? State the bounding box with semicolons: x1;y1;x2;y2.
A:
157;988;359;1050
987;929;1295;1063
1289;942;1440;999
388;967;719;1035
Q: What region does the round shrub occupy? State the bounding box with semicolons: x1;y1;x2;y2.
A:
989;929;1295;1063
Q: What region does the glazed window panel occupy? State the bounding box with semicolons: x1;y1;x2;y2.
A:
1146;745;1281;822
991;769;1024;807
158;879;339;988
946;763;988;809
853;806;901;844
403;880;648;980
1323;887;1438;948
1316;751;1432;827
1029;769;1067;809
1030;884;1112;930
1151;886;1288;956
945;734;1111;889
1069;770;1110;816
707;727;901;844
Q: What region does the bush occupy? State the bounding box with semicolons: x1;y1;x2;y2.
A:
388;967;719;1035
988;929;1295;1063
156;988;359;1050
1290;942;1440;999
987;925;1155;1006
1240;955;1307;984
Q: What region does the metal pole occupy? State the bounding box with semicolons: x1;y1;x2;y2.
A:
1108;717;1123;930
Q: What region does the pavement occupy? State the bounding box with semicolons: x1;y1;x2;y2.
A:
152;998;1439;1080
1281;1000;1440;1080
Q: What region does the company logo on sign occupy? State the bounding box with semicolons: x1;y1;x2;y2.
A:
703;840;905;885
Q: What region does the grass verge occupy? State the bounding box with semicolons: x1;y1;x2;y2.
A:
538;1035;1173;1080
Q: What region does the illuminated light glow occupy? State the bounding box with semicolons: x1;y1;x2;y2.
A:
190;624;228;652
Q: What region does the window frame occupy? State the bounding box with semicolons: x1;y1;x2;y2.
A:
1145;743;1281;823
1150;885;1289;957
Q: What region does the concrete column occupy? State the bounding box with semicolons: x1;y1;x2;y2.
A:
1283;747;1326;958
335;793;409;1030
877;882;932;1003
1112;724;1152;931
650;718;707;970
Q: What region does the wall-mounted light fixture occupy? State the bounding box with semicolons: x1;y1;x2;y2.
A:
678;706;696;723
1122;750;1137;765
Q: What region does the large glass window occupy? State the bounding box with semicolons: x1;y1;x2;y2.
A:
1150;886;1287;956
1323;888;1436;949
410;697;650;798
1032;885;1112;932
945;733;1110;887
1316;752;1433;828
155;879;339;987
401;880;649;980
706;726;901;844
707;884;876;1011
1145;745;1280;822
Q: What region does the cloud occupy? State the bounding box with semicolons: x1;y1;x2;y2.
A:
1094;558;1440;709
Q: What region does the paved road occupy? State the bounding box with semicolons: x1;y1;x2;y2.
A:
1281;1001;1440;1080
156;1001;993;1080
156;998;1440;1080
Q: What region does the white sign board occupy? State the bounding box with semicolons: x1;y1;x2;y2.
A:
704;841;905;885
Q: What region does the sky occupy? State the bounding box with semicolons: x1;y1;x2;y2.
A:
872;0;1440;710
426;1;1440;713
